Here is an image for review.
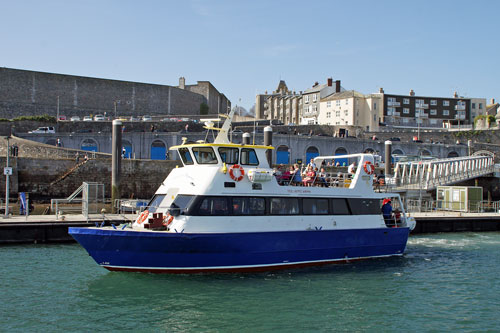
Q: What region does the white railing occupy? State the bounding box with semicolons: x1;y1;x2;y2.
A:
392;155;495;191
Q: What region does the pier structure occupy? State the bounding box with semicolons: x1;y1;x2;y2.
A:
392;154;495;191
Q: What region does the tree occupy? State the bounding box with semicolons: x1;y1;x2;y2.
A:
200;103;209;115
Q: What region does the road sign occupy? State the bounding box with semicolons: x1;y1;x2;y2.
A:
4;167;12;175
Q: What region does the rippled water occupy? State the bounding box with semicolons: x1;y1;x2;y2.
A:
1;232;499;332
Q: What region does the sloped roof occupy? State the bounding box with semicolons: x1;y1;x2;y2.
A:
321;90;365;101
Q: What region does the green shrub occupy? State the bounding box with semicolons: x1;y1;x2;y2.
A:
200;103;209;115
12;114;56;122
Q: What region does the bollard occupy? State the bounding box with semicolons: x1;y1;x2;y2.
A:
385;140;392;177
264;126;273;167
242;132;250;145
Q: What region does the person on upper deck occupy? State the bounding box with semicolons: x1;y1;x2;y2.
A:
291;164;302;185
348;162;356;175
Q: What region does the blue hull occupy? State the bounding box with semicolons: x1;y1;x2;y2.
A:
68;227;410;273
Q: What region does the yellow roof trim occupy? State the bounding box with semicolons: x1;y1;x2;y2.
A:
169;143;275;150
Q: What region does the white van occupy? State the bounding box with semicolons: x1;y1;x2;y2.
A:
29;127;56;134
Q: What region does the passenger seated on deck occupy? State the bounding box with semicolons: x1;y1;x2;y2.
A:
291;164;302;185
393;209;401;224
381;199;393;225
317;167;328;187
279;166;292;185
302;166;316;186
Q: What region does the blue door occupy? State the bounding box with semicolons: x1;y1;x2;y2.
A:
151;141;166;160
276;146;290;165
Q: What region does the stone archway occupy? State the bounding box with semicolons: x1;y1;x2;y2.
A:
81;138;98;152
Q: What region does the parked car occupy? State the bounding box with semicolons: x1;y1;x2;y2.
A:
29;126;55;134
57;115;67;121
389;137;401;141
141;115;153;121
70;116;81;122
94;114;105;121
83;116;93;122
129;116;140;122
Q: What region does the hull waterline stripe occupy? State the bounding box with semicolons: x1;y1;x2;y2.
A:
101;253;402;273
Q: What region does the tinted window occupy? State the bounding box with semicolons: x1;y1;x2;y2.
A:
241;148;259;166
171;195;195;215
303;198;329;215
192;147;218;164
331;198;350;215
347;198;380;215
197;197;229;216
218;147;239;164
178;148;194;165
146;194;166;213
232;197;265;215
270;198;299;215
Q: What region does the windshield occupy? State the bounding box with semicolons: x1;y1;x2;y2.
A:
192;147;218;164
178;148;194;165
146;194;166;213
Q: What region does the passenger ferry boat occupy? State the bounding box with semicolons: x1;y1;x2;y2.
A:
69;109;416;274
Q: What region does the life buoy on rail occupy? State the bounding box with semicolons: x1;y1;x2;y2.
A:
363;161;375;175
136;210;149;224
229;164;245;181
163;213;174;227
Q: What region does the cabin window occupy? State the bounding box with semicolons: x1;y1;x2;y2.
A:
192;147;218;164
241;148;259;166
170;194;195;215
146;194;166;213
218;147;239;164
197;196;229;215
232;197;265;215
347;198;380;215
270;198;299;215
303;198;329;215
331;198;350;215
178;148;194;165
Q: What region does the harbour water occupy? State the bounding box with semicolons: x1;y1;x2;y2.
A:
1;232;499;332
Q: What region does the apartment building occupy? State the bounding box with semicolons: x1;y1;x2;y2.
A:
377;89;486;128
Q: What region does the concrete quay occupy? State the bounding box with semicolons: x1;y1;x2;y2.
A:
0;214;136;245
409;212;500;234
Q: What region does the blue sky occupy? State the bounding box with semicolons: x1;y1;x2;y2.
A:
1;0;498;111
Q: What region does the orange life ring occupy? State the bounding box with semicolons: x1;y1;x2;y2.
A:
162;213;174;227
136;210;149;224
229;164;245;181
363;161;375;175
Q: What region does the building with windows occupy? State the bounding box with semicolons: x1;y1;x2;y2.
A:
255;78;343;125
255;80;301;125
319;91;382;132
301;79;342;125
377;89;486;128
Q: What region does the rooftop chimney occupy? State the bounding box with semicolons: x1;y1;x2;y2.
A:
327;78;333;87
179;77;185;89
491;98;495;104
313;81;319;87
379;87;384;93
409;89;415;96
453;91;458;98
335;80;341;93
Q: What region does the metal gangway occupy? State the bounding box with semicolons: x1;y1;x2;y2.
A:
391;153;495;191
